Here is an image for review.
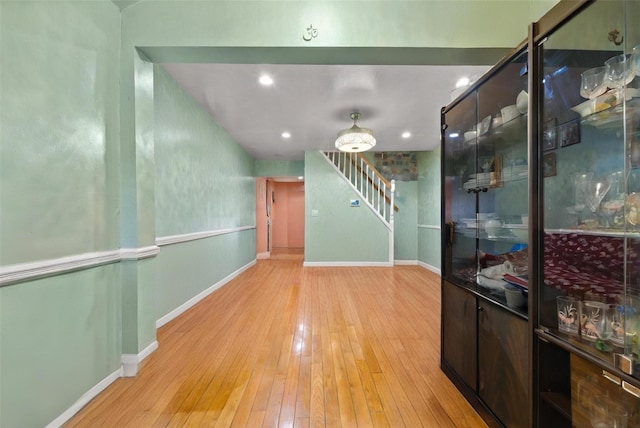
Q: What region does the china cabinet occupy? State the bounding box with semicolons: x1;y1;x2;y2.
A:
440;1;640;426
533;1;640;426
441;46;530;427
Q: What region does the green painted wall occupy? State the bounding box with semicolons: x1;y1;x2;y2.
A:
394;181;419;261
0;2;122;427
304;151;389;263
154;65;256;319
255;160;305;178
0;1;121;264
418;150;442;270
0;0;564;425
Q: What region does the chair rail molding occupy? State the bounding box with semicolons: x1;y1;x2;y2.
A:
0;246;161;287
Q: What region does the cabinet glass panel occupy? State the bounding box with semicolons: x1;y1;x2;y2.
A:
443;92;478;288
442;49;529;317
538;0;640;381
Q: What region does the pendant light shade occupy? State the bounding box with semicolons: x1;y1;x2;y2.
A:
335;112;376;152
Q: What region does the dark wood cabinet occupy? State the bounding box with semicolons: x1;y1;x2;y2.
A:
478;301;528;428
442;281;528;427
442;280;477;389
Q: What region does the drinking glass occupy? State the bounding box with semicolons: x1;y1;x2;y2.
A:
580;300;605;342
580;66;608;101
557;295;580;335
605;54;635;101
582;181;611;225
632;44;640;76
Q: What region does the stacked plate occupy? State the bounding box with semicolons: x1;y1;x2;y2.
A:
502;164;528;181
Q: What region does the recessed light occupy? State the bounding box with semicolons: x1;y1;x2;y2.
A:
297;176;304;180
281;132;291;139
455;77;470;88
449;133;460;138
402;131;411;139
259;74;274;86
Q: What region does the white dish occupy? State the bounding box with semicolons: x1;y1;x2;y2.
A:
501;104;521;123
464;130;477;142
516;90;528;114
479;115;492;135
571;88;640;117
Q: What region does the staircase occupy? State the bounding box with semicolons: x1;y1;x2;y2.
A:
321;150;396;264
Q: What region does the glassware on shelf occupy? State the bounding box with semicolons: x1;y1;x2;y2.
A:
605;53;635;101
581;180;612;225
580;66;608;107
580;300;605;342
557;295;580;335
632;44;640;76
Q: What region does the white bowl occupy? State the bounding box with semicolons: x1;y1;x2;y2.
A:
504;284;527;308
501;104;521;123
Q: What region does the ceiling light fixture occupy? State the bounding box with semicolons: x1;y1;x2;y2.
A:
281;131;291;139
259;74;273;86
335;112;376;153
402;131;411;139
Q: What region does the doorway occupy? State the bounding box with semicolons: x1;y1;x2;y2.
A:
256;178;304;258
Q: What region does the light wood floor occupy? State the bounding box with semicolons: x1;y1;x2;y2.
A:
65;250;487;427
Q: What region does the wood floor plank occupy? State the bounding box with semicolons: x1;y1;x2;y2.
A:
64;251;487;428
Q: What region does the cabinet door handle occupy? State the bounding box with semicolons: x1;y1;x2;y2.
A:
477;306;484;312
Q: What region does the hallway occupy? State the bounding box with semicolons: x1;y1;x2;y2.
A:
65;254;485;427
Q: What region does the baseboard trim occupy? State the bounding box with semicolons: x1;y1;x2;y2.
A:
302;261;393;267
156;259;257;328
156;226;255;247
394;260;418;265
121;340;159;377
45;367;122;428
418;261;441;275
256;251;270;260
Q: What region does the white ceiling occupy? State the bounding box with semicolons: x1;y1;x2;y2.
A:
161;63;491;161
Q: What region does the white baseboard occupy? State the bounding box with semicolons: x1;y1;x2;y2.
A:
303;261;393;267
256;251;270;260
45;367;122;428
418;261;441;275
156;259;257;328
121;340;159;377
394;260;418;265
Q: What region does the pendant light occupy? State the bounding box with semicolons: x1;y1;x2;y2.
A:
335;112;376;152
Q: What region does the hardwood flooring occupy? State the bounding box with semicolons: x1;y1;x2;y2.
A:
65;250;487;427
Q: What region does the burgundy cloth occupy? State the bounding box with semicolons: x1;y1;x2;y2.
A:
452;233;640;299
544;232;640;299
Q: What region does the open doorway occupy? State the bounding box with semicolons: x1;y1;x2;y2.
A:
256;178;304;259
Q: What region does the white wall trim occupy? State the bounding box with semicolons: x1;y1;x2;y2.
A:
156;225;256;247
256;251;270;260
1;250;121;287
394;260;418;265
303;261;393;267
120;245;160;260
156;259;257;328
0;247;162;287
418;261;441;275
45;366;122;428
418;224;441;230
121;340;159;377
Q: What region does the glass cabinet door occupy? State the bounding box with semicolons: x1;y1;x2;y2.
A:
443;92;478;288
442;49;529;317
537;0;640;382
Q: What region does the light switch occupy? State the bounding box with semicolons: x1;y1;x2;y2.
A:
311;209;319;217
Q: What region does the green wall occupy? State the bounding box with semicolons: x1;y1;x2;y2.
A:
304;151;390;263
0;2;122;426
418;150;442;271
394;181;419;262
255;160;305;178
154;65;256;320
0;0;562;425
